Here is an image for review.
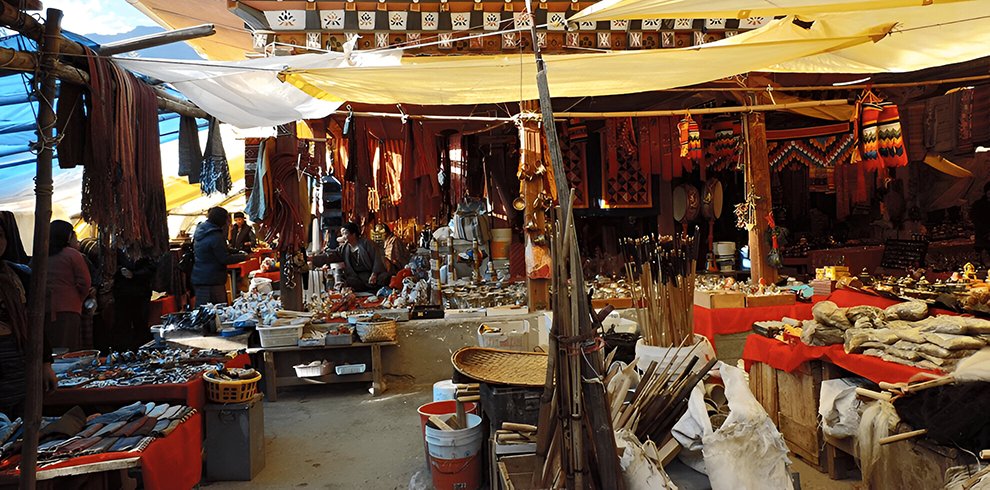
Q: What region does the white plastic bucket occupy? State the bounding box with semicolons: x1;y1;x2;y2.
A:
634;335;716;377
490;228;512;260
433;380;457;402
425;414;484;460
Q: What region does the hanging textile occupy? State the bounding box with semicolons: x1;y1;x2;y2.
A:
177;115;203;183
705;117;742;172
603;118;652;208
677;115;700;159
55;81;87;169
561;120;589;208
899;101;927;163
859;101;884;171
972;86;990;146
134;81;169;257
766;123;857;172
200;117;232;196
957;88;975;154
656;116;679;180
245;138;270;222
877;102;908;167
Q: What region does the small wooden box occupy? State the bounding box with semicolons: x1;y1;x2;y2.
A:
498;454;538;490
745;293;796;308
693;290;746;309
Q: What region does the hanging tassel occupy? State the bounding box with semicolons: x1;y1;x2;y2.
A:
878;102;908;167
687;116;703;161
860;102;884;171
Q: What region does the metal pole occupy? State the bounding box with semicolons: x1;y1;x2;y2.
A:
20;8;61;488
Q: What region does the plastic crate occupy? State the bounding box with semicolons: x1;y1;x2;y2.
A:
204;370;262;403
476;320;532;352
479;383;542;429
325;331;353;345
335;363;366;375
293;361;331;377
258;325;303;348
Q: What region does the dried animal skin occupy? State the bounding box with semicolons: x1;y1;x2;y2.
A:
804;320;844;346
813;301;853;330
923;332;987;351
884;301;928;321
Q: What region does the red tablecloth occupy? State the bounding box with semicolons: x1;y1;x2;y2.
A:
743;335;940;384
228;257;261;276
692;301;818;343
1;412;202;489
46;375;206;411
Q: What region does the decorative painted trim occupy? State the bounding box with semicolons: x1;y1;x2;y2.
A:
439;32;454;49
704;18;726;29
628;31;642;48
484;12;501;31
609;20;628;31
673;18;693;30
388;11;408;30
451;12;471;30
597;31;610;48
422;11;439;30
641;18;662;30
306;32;322;49
321;10;345;30
513;12;533;30
265;10;306;30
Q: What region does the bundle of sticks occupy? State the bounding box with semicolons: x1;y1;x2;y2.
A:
496;423;538;445
427;384;480;431
609;338;717;444
622;231;700;347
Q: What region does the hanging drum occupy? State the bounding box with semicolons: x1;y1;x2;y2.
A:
702;179;724;220
672;185;687;223
683;184;701;222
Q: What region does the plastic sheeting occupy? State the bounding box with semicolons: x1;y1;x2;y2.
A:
280;15;893;106
570;0;969;22
115;48;403;129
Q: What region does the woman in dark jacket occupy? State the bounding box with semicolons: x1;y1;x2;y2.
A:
0;217;57;416
193;207;246;305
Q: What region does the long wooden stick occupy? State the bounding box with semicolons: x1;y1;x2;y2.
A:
879;429;927;445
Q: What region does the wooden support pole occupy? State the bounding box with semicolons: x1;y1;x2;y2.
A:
0;2;84;56
744;111;778;284
276;125;305;311
519;100;551;312
21;9;61;488
97;24;216;56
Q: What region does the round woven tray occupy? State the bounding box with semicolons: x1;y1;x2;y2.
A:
451;347;548;387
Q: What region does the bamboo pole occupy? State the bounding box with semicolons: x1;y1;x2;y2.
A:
97;24;215;56
20;9;61;488
557;99;849;118
657;73;990;92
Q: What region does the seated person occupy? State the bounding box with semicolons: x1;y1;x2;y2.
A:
336;222;388;292
228;212;257;253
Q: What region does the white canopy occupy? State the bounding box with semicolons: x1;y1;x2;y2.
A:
115;48;402;129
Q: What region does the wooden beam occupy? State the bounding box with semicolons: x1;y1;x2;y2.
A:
21;10;60;488
0;1;84;56
97;24;216;56
744;111;778;284
557;99;850;118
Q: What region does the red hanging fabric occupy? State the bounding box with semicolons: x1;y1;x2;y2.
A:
877;102;908;167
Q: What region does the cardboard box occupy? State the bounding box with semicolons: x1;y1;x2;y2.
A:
591;297;634;310
693;290;746;309
745;293;796;308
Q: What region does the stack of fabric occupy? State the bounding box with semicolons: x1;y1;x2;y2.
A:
1;402;196;465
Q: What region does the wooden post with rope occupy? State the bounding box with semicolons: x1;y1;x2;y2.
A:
20;9;61;488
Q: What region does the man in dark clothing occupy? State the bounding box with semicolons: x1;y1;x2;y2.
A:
112;249;157;351
193;207;247;305
337;222;387;292
228;211;256;253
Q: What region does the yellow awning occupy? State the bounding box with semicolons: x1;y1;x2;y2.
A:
570;0;970;22
281;16;892;106
127;0;251;60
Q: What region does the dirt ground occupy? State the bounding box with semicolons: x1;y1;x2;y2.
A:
202;383;863;490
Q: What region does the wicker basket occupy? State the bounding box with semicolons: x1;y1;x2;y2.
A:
204;370;262;403
355;319;397;343
451;347;548;387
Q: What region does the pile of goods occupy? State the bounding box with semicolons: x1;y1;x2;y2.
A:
868;263;990;314
214;292;281;327
55;348;230;389
802;300;990;370
622;233;699;346
381;276;431;308
694;275;800;308
305;292;384;322
6;402;198;464
443;281;527;310
589;277;641;306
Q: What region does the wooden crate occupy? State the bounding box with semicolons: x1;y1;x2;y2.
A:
745;294;796;308
748;361;825;471
498;454;538;490
748;362;779;427
591;297;634;310
694;290;746;309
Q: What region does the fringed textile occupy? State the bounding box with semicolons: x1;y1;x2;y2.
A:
178;116;203;183
677;115;702;160
859;102;883;171
200;117;232;196
877;102;908;167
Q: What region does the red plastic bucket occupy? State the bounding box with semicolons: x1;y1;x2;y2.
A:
426;413;484;490
430;454;483;490
417;400;478;467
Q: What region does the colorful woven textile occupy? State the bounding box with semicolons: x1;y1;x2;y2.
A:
677;115;702;161
603;118;652;208
767;133;857;170
859;102;883;171
877;102;908;167
705;117;741;171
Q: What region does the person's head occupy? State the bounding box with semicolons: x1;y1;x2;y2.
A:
49;220;76;256
207;207;229;228
381;223;393;237
341;222;360;244
233;212;246;227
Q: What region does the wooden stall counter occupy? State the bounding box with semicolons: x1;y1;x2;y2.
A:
247;342;397;401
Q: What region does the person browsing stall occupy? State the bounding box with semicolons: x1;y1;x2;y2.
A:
228;212;256;253
193;207;247;305
337;222;387;292
43;221;91;351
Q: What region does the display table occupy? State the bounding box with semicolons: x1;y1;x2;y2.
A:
692;300;819;344
0;412;202;490
247;342;397;401
46;376;207;411
228;256;261;298
743;335;939;384
148;295;179;326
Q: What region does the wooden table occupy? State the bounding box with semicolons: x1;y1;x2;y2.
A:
247;342;397;401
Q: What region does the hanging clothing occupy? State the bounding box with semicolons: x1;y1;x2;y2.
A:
200;118;232;196
178;115;203;184
245;138;270;222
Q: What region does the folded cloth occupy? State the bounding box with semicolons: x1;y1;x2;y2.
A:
176;407;196;422
147;403;170;419
114;416;153;438
151;419;170;434
37;437;72;452
131;436;155;453
133;416;159;436
76;423;104;439
0;418;21;446
157;419;182;437
161;405;184;420
86;437;119;454
95;421;127;437
88;401;147;425
56;436;100;456
144;402;156;414
39;406;87;439
110;436;144;452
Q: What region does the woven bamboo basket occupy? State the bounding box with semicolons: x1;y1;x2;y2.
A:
355;319;397;342
451;347;548;387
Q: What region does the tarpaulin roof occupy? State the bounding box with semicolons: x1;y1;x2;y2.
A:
569;0;969;22
279;15;893;106
0;33;244;248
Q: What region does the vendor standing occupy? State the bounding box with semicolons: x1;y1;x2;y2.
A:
0;217;57;415
228;212;256;253
337;222;387;292
193;207;247;305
